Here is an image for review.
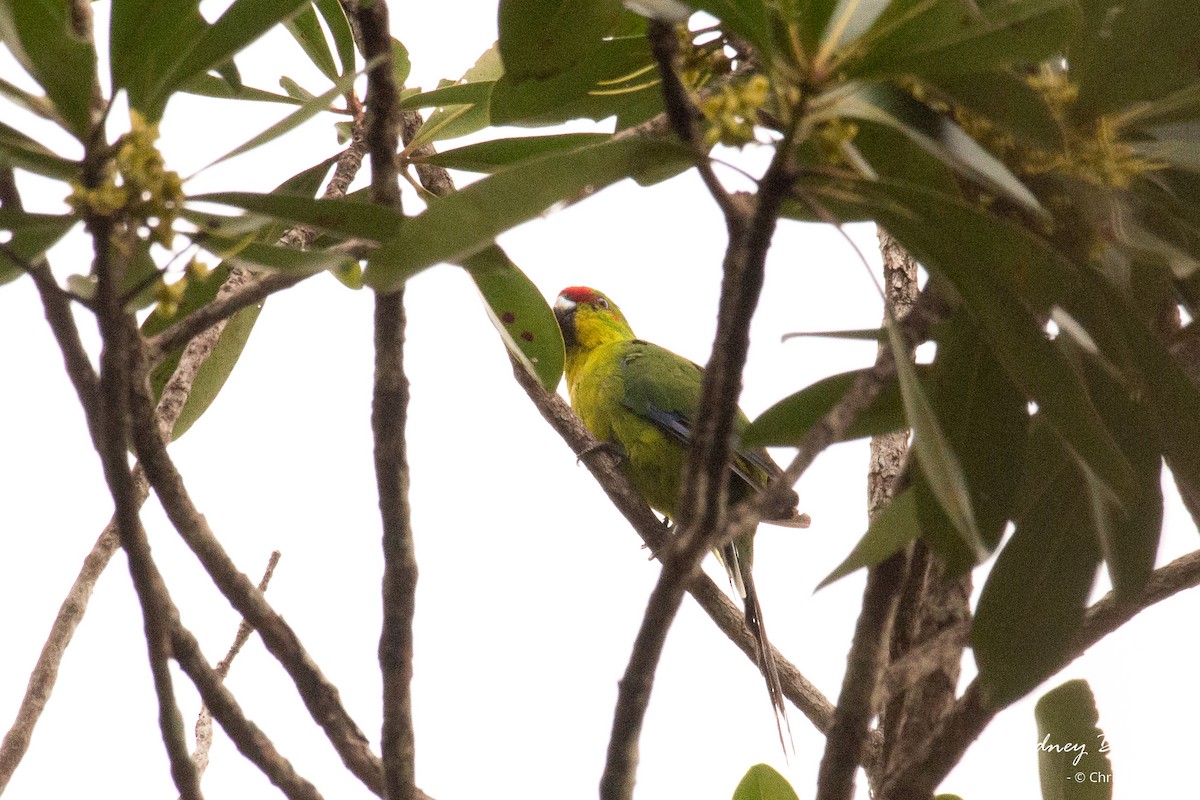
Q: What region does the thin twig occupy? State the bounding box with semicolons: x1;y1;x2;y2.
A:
190;551;282;782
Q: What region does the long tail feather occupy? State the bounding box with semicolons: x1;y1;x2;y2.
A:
724;544;793;754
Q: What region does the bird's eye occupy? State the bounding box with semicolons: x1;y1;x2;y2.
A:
596;298;609;310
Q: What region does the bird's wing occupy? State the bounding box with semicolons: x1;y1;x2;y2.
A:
617;341;770;488
618;340;809;527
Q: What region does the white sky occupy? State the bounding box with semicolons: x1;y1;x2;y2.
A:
1;3;1197;800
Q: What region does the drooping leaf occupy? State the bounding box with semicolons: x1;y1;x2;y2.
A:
0;210;77;286
463;245;564;391
887;314;985;561
971;422;1102;707
284;3;338;82
912;311;1028;573
824;83;1046;217
392;37;411;88
819;487;920;588
850;0;1078;80
313;0;356;77
497;0;624;82
1035;680;1114;800
411;133;610;173
0;0;97;139
731;762;801;800
365;138;693;292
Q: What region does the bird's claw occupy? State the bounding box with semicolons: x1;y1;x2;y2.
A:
576;440;624;465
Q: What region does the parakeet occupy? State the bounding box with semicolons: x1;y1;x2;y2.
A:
552;285;809;746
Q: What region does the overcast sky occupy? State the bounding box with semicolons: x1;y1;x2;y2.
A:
1;3;1197;799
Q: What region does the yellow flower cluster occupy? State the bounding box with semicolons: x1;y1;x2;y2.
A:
699;74;771;148
67;110;184;248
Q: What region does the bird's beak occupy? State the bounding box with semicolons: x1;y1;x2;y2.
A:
553;295;577;346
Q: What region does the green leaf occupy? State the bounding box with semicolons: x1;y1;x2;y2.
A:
392;37;412;88
830;178;1137;505
1076;353;1162;601
743;366;922;448
284;3;338;82
731;763;800;800
110;0;206;120
463;245;564;391
971;422;1102;707
825;83;1046;217
0;74;57;121
111;0;308;121
412;133;611;172
489;35;661;128
365;138;693;292
819;0;895;59
180;72;303;105
172;0;311;108
1068;0;1200;121
912;311;1028;573
887;314;985;561
279;76;316;102
1035;680;1114;800
314;0;356;77
192;230;353;275
200;66;363;170
406;44;504;150
498;0;624;81
0;210;77;286
145;156;334;438
0;0;97;139
819;488;920;588
850;0;1078;80
848;119;961;197
190;191;403;241
780;327;887;342
0;120;78;180
143;265;262;439
398;81;495;110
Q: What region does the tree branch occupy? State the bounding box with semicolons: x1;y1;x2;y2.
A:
882;548;1200;798
353;2;417;798
93;222;201;799
126;367;385;795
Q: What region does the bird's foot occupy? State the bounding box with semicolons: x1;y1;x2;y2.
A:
575;440;624;465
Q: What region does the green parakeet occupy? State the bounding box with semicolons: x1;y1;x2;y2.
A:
552;285;809;745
